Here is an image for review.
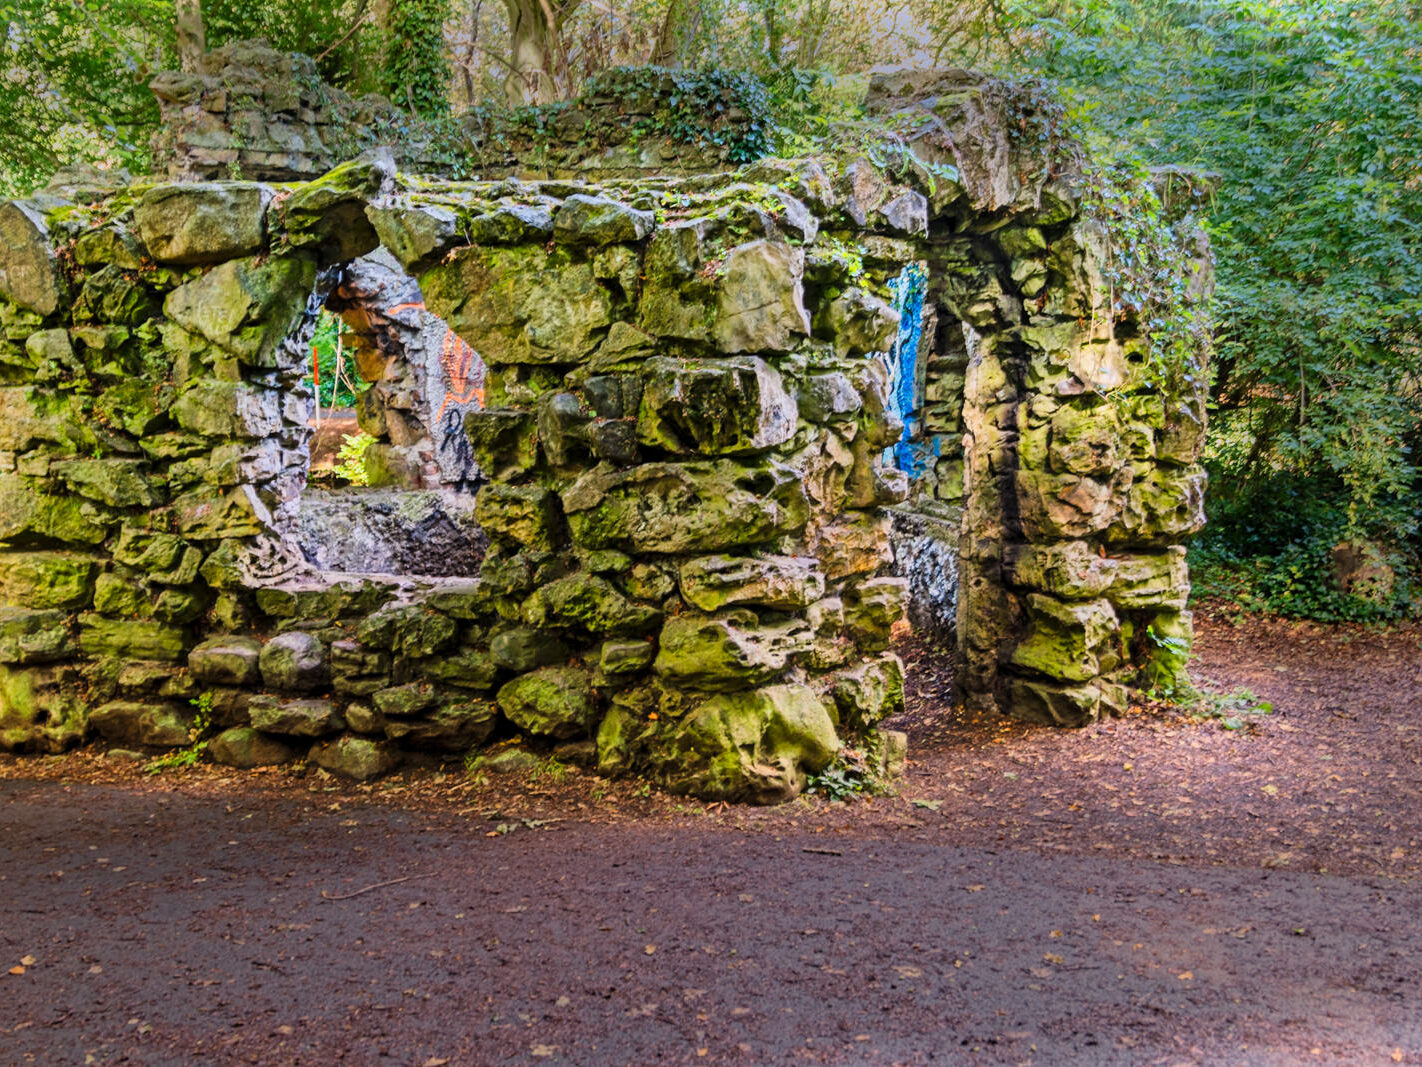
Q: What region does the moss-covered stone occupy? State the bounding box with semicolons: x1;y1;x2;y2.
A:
522;572;661;635
78;615;187;662
310;734;401;780
0;552;99;610
0;200;68;316
188;635;262;686
258;631;330;693
498;665;597;739
89;699;193;748
420;244;612;365
637;356;797;456
163;254;315;367
133;182;271;265
384;699;498;751
654;610;811;690
678;554;825;612
208;726;300;768
474;484;562;550
1009;594;1119;684
249;696;343;737
562;459;809;554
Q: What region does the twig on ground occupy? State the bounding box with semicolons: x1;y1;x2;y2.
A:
321;874;425;901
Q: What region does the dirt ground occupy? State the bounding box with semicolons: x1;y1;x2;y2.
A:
2;609;1420;1065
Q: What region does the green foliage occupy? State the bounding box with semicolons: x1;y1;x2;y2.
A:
334;431;375;486
1183;687;1273;732
1006;0;1422;619
804;738;891;801
581;65;777;162
144;692;213;774
378;0;452;118
0;0;173;195
305;310;363;409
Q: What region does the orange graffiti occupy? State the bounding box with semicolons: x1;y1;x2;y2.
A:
383;299;484;417
437;329;484;416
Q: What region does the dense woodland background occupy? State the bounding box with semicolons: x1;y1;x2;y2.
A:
3;0;1419;623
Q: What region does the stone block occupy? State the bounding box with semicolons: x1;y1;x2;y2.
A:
0;200;67;316
521;572;661;635
310;735;401;780
562;460;809;554
498;666;598;739
0;607;70;664
133;182;271;264
89;700;192;748
712;240;810;353
249;695;343;737
678;554;825;612
654;610;811;690
259;631;329;692
0;552;100;610
208;726;300;768
552;194;654;245
637;356;797;456
188;635;262;686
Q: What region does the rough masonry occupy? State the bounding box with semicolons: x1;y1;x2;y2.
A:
0;59;1209;799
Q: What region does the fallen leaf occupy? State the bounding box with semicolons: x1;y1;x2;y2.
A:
912;799;942;811
1043;953;1063;964
8;966;23;976
644;944;656;955
1178;971;1194;981
966;884;985;893
20;955;35;966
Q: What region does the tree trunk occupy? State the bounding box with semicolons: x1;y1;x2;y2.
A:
501;0;579;105
175;0;206;72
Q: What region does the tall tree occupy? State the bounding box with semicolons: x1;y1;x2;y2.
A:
175;0;206;69
501;0;581;105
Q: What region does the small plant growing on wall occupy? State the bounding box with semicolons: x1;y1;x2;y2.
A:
334;432;376;486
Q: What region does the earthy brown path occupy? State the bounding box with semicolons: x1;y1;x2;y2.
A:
2;612;1420;1065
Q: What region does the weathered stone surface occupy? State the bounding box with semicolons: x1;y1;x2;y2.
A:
522;572;660;635
163;255;316;366
420;245;612;365
654;610;811;690
1010;594;1119;684
489;628;569;672
678;554;825;612
51;459;161;508
562;460;809;554
0;552;99;610
133;182;271;264
797;372;862;423
552;195;654;246
712;240;810;353
822;652;905;730
384;699;498;751
209;726;299;767
0;475;111;545
249;695;343;737
498;666;597;739
420;647;499;690
188;635;262;686
258;631;329;693
844;576;909;650
825;288;900;357
474;485;561;550
367;203;461;272
0;200;67;316
310;735;401;780
79;615;187;662
638;356;797;455
280;158;387;261
1007;677;1124;727
464;410;538;480
812;513;893;580
0;608;70;664
0;664;85;753
600;682;839;803
356;605;458;658
89;700;192;748
172;380;283;439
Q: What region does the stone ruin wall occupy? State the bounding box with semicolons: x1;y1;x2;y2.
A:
0;60;1209;800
